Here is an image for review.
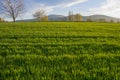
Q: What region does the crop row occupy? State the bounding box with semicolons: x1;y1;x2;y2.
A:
0;53;120;80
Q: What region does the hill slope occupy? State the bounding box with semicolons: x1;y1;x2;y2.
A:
83;15;120;22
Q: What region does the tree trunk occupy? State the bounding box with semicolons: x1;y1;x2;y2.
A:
12;15;16;22
13;18;15;22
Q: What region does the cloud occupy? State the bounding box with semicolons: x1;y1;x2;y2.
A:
89;0;120;18
60;0;88;7
28;0;87;11
22;0;87;19
23;1;53;19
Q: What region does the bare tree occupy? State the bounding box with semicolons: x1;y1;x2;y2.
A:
33;9;48;21
0;0;24;22
68;11;74;21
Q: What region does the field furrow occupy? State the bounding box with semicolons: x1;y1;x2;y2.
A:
0;22;120;80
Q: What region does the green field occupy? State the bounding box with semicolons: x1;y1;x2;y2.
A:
0;22;120;80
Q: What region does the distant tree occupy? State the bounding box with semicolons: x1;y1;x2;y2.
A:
68;12;83;22
0;18;2;22
0;0;24;22
110;20;113;23
99;19;106;22
117;20;120;23
87;16;93;22
94;19;106;22
68;11;74;21
74;14;82;21
33;9;48;21
41;16;48;21
0;17;5;22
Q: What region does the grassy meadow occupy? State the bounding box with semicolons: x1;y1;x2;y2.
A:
0;22;120;80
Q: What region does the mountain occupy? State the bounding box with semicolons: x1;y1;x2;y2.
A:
48;14;67;21
16;14;120;22
16;19;36;22
83;15;120;22
16;14;67;22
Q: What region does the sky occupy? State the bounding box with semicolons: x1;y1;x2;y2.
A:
2;0;120;20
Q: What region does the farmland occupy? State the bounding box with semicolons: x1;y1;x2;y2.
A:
0;22;120;80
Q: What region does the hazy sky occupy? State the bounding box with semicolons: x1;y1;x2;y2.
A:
2;0;120;20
